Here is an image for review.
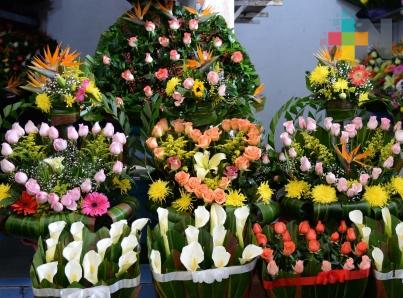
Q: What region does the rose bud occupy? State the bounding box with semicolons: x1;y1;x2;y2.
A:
1;143;13;156
24;120;38;134
252;223;262;234
112;160;123;174
78;124;89;137
256;233;268;246
94;169;106;183
283;240;296;256
12;123;25;137
39;123;50;137
67;126;79;141
167;156;181;171
308;240;320;253
293;260;304;274
315;221;325;234
103;123;115;138
261;248;274;262
53;138;67;151
92;122;101;134
5;130;19;144
355;241;368;256
338;220;347;233
282;231;291;242
340;241;352;255
298;221;310;235
109;142;123;155
15;171;28;184
330;231;339;242
274;222;287;234
306;228;317;241
346;228;356;241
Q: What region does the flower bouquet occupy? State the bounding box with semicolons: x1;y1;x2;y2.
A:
253;219;371;298
31;218;148;298
145;117;279;223
0;121;135;238
277;116;402;221
147;204;263;298
92;1;264;127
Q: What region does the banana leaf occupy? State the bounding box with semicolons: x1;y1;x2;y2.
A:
280;198;312;220
252;202;280;225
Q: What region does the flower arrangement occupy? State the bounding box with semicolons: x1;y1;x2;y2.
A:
92;1;264;127
31;218;148;297
0;121;135;237
253;218;371;298
148;204;262;297
277;116;402;220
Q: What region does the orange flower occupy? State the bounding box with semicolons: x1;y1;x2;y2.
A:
172;119;186;133
202;188;214;204
253;223;263;234
315;221;325;234
306;228;317;241
338;220;347;233
308;240;320;253
298;221;310;235
196;135;211;149
330;231;340;242
341;241;352;255
184;177;202;193
283;241;296;256
194;183;209;199
153;147;165;160
355;241;368;256
235;156;250;171
237;119;251;132
243;146;262;161
261;248;274;262
204;127;221;141
175;171;190;186
213;188;226;204
274;222;287;234
346;228;356;241
189;129;202;142
221;119;232;131
256;233;268;246
218;177;230;189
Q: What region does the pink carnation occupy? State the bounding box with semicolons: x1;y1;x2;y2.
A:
81;192;110;217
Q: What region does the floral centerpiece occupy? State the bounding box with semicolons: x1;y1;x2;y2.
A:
253;218;371;298
277;116;402;220
0;121;135;238
92;1;264;127
31;218;148;297
148;204;263;297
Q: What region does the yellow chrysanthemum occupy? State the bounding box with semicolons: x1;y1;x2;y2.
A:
363;185;389;207
165;77;181;96
0;184;11;201
311;184;337;204
112;177;132;194
333;78;349;92
391;177;403;198
64;94;75;107
192;80;205;98
86;81;102;101
309;65;329;85
257;181;273;203
285;180;310;199
35;93;51;113
148;179;171;203
358;92;369;104
171;189;193;212
225;189;246;207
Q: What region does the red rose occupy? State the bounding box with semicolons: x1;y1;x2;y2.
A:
338;220;347;233
283;241;296;256
330;231;339;242
346;228;356;241
256;233;268;246
308;240;320;253
315;220;325;234
306;228;317;241
282;230;291;241
341;241;352;255
261;248;274;262
298;220;310;235
355;241;368;256
274;222;287;234
154;68;169;81
253;223;262;235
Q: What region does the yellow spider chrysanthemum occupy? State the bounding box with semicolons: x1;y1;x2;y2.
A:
192;80;205;98
391;176;403;198
0;184;11;201
333;78;349;92
285;180;310;199
64;95;75;107
257;181;273;203
86;81;102;101
35;93;52;113
165;77;181;96
172;189;193;212
363;185;389;207
358;92;369;104
112;177;132;194
148;179;171;203
309;65;329;85
311;184;337;204
225;189;246;207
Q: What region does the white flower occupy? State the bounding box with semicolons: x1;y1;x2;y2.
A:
48;221;66;241
130;218;149;235
381;207;392;238
43;157;65;173
362;226;371;244
210;203;226;233
212;246;230;268
180;242;204;272
194;206;209;228
396;223;403;252
37;262;58;283
194;151;226;180
63;241;83;262
65;260;82;284
349;210;363;227
83;250;103;285
234;206;249;248
70;222;84;241
372;247;384;271
212;225;227;247
121;234;138;255
117;251;137;275
239;244;263;265
97;238;113;259
157;207;170;256
45;238;58;262
109;220;128;244
150;250;162;274
185;226;199;244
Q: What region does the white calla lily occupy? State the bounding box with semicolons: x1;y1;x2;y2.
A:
82;250;103;285
109;220;128;244
121;234;139;255
194;151;226;180
65;260;82;284
239;244;263;265
372;247;384;272
48;221;66;241
150;250;162;274
234;206;250;248
212;246;230;268
210;203;226;233
185;226;199;244
362;226;371;244
130;218;149;235
180;242;204;272
45;238;58;262
37;262;58;283
194;206;210;228
381;208;392;238
62;241;83;262
70;222;84;241
212;225;227;247
349;210;363;228
396;223;403;251
157;207;170;257
117;251;137;275
97;238;113;259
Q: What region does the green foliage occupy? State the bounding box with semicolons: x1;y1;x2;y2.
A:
11;133;47;163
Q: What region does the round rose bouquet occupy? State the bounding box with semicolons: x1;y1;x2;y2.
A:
0;121;135;238
92;1;264;127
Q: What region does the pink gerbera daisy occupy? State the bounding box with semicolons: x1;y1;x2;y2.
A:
348;65;370;86
81;192;110;216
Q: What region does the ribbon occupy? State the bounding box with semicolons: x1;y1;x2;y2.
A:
152;259;257;284
32;276;140;297
373;269;403;283
263;269;370;290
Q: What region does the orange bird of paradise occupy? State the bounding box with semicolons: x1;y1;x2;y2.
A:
334;141;372;172
186;45;214;69
126;1;151;22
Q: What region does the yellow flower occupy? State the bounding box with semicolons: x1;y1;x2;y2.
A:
363;185;389;207
192;80;205;98
311;184;337;204
165;77;181;96
64;94;75;107
86;81;102;101
285;180;310;199
225;189;246;207
309;65;329;85
148;179;171;203
391;177;403;198
360;0;368;4
257;181;273;203
112;177;132;194
333;78;349;92
171;189;193;212
35;93;52;113
358;92;369;104
0;184;11;201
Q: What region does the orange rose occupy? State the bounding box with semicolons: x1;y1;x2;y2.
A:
235;156;250;171
253;223;263;234
283;241;296;256
218;177;230;189
172;119;186;133
246;135;261;146
213;188;226;204
282;231;291;241
346;228;356;241
152;124;164;138
230;118;239;130
308;240;320;253
315;221;325;234
248;124;262;135
196;135;212;149
158;118;169;131
341;241;352;255
184;122;193;134
194;183;209;199
338;220;347;233
145;137;158;149
221;119;232;131
189;129;202;142
298;220;310;235
153;147;165;160
237;119;251;132
354;241;368;256
274;222;287;234
184;177;201;193
175;171;190;186
305;228;317;241
261;248;274;262
256;233;268;246
205;127;221;141
243;146;262;161
202;188;214;203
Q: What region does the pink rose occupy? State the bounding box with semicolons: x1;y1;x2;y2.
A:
113;160;123;174
298;117;306;129
115;97;124;107
340;131;349;143
262;154;270;164
280;132;292;147
0;159;14;173
67;126;79;141
47;193;59;204
321;260;332;272
372;167;382;179
293;260;304;274
102;55;111;64
53;138;67;151
145;53;153;64
391;143;401;155
224;165;239;180
144;86;153;97
94;169;106;183
347;182;363;197
5;129;19;144
207;71;219;85
183;78;194;89
380;118;391;130
61;193;77;211
109;142;123;155
92;122;101;135
218;84;226;96
183;32;191;45
51;201;64;212
395;121;402;131
39;123;50;137
326;172;336;184
279;153;286;161
214;37;222;48
343;258;355;270
121;70;134;81
167;156;181;171
24;120;38;134
359;173;370;185
80;179;92;193
155;68;169;81
189;19;198;30
306;117;317;131
158;36;169;47
267;260;279;276
337;178;348;192
1;143;12;156
330;123;341;136
112;132;126;145
231;51;243;63
145;21;155;32
323;117;333;130
168;18;180;30
344;124;357;138
128;36;138;48
12;123;25;137
25;178;40;195
15;171;28;184
170;49;180;61
36;191;48;204
288;147;297;158
315;162;323;175
383;156;394;169
283;121;295;134
359;255;371;270
146;137;158;149
173;91;185;107
367;116;378;130
352;117;363;129
103;123;115;138
395;130;403;143
78;124;89;137
300;156;311;172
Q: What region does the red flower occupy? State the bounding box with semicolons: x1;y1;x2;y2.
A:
348;64;370;86
341;241;352;255
306;228;317;241
315;220;325;234
308;240;320;253
346;228;356;241
282;230;291;241
11;191;38;215
256;233;268;246
330;231;340;242
261;248;274;262
298;220;310;235
338;220;347;233
283;240;296;256
274;221;287;234
253;223;262;234
355;241;368;256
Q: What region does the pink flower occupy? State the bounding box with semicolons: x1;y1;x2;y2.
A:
340;131;349;143
189;19;198;30
67;126;79;141
5;129;19;144
121;70;134;81
36;191;48;204
128;36;138;47
315;162;323;175
113;160;123;174
0;159;14;173
144;86;153;97
262;154;270;164
115;97;124;107
92;122;101;135
75;80;89;102
155;68;169;81
81;179;92;193
1;143;12;156
102;55;111;64
283;121;295;134
183;32;191;45
109;142;123;155
168;18;180;30
15;172;28;184
103;123;114;138
48;126;59;139
61;192;78;211
293;260;304;274
298;117;306;129
267;260;279;276
391;143;401;155
326;172;336;184
359;255;371;270
352;117;363;130
12;123;25;137
359;173;370;185
323;117;333;130
47;193;59;205
24;121;38;134
170;50;180;61
288;147;297;158
145;53;153;64
395;130;403;143
279;153;286;161
25;178;40;195
330;123;341;136
51;201;63;212
395;121;402;131
81;192;110;216
337;178;348;192
383;156;394;169
154;148;165;160
173;91;185;106
231;51;243;63
343;258;355;270
367;116;378;130
53;138;67;151
94;170;106;183
280;132;292;146
207;71;219;85
213;37;222;48
167;156;181;171
306;117;317;131
146;137;158;149
39;123;50;137
145;21;155;32
300;156;311;172
78;124;89;137
380;118;391;130
344;124;357;138
218;85;226;96
347;182;362;197
183;78;194;89
113;132;126;145
372;167;382;179
224;166;238;180
158;36;169;47
321;260;332;272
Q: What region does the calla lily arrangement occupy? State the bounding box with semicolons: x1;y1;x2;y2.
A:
147;204;261;297
31;219;148;297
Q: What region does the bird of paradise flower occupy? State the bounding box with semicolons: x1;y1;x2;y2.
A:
333;140;372;173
